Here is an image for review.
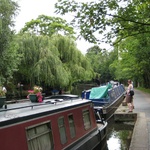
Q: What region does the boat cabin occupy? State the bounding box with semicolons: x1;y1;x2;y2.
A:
0;98;107;150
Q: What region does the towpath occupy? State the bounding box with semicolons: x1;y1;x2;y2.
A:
116;88;150;150
129;88;150;150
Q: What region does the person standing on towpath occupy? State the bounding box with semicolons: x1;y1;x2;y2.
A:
126;79;134;112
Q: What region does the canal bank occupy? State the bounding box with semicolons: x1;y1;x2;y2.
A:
114;98;149;150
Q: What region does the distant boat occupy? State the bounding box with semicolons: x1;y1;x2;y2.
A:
81;84;126;121
0;98;107;150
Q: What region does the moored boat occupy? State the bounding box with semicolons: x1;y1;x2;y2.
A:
0;98;107;150
81;84;126;121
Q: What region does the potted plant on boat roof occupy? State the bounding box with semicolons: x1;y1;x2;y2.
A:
27;86;43;103
0;86;7;108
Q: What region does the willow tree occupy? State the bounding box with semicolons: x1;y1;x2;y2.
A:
16;33;70;87
18;15;94;89
51;34;94;90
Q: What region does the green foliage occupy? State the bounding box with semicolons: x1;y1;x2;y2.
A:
21;15;75;37
86;45;103;73
137;87;150;94
0;0;19;84
0;0;95;90
16;33;69;87
0;0;18;54
110;33;150;87
51;34;94;87
15;33;94;89
0;40;22;83
86;45;115;83
55;0;150;45
54;0;150;88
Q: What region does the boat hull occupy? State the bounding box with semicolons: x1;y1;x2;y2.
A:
65;122;107;150
95;94;125;121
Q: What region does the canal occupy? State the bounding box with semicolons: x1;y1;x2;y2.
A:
105;119;134;150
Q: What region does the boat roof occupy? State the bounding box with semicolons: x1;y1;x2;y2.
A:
45;94;79;99
0;98;91;127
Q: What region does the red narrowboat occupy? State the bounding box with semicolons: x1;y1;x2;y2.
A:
0;98;107;150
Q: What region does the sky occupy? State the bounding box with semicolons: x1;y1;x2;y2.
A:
13;0;96;54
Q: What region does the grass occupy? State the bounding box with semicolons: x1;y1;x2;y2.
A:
136;87;150;94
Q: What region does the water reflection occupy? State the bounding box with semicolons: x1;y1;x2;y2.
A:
107;120;134;150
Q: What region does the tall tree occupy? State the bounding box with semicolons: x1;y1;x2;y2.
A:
0;0;19;84
21;15;75;37
16;14;94;89
15;33;94;89
134;35;150;88
86;45;114;84
50;34;94;89
86;45;103;73
16;33;70;87
110;34;150;87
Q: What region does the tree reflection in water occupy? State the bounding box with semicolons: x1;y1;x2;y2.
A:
107;121;134;150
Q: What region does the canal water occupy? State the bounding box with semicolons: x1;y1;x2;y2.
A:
106;119;134;150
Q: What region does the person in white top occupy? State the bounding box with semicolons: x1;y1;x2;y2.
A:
126;79;134;112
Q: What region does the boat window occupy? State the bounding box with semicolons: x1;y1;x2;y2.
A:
26;121;54;150
83;109;91;130
58;117;67;144
68;114;76;138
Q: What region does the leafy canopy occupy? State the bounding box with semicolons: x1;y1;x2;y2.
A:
15;33;94;88
55;0;150;45
21;15;75;37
